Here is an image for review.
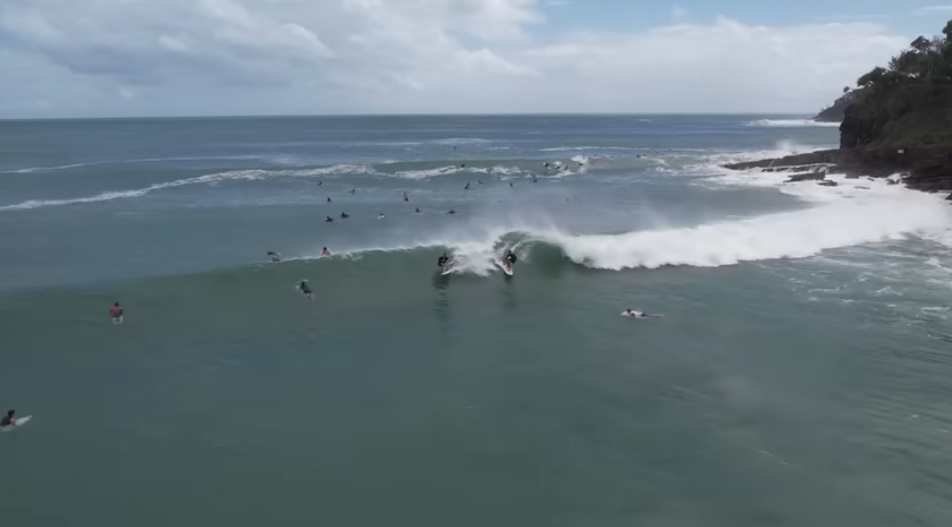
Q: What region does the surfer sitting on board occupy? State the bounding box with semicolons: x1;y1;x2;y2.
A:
109;302;124;323
1;410;16;427
503;250;517;271
267;251;282;263
623;309;662;319
299;281;314;300
321;247;331;257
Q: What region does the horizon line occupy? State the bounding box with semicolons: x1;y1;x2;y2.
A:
0;111;818;122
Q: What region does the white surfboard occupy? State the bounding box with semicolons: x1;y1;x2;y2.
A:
498;261;514;276
1;415;32;432
112;316;123;324
621;311;663;319
441;266;455;276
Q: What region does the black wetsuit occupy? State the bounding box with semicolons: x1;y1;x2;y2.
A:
1;416;12;427
438;256;449;268
505;253;517;265
300;283;312;295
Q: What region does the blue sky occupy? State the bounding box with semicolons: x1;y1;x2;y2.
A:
0;0;950;118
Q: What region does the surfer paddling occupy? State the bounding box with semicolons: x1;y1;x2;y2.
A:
1;410;17;427
299;280;314;300
622;309;662;319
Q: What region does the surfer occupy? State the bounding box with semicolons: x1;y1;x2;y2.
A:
109;302;124;323
340;212;350;219
503;250;517;270
377;213;385;220
464;182;470;190
509;182;514;187
532;176;538;183
1;410;15;427
447;210;457;215
267;251;282;263
326;216;335;222
623;309;662;319
414;207;421;214
403;192;409;202
299;280;314;300
437;253;451;269
321;247;331;257
318;181;323;186
327;197;332;203
350;189;357;194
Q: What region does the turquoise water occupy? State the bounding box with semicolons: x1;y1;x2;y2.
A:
2;116;952;526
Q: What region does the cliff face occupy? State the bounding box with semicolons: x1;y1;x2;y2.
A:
840;85;952;149
812;90;860;123
727;19;952;197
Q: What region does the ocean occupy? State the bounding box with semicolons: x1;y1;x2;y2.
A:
2;115;952;526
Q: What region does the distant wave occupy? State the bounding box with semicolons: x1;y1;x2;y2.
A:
0;161;539;211
0;164;372;211
745;119;840;128
540;146;636;152
0;155;265;175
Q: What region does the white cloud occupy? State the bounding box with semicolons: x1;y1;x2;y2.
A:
0;0;911;117
912;5;952;14
671;5;691;19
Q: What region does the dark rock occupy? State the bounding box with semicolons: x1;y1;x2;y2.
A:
784;171;826;183
814;89;862;123
817;180;839;187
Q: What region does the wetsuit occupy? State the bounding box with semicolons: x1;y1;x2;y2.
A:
1;415;12;426
438;256;449;268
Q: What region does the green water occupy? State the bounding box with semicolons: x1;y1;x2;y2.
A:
2;116;952;526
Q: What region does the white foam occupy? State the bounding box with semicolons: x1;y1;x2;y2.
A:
702;140;832;167
746;119;841;128
539;191;952;270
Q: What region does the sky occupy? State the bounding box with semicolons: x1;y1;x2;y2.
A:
0;0;950;118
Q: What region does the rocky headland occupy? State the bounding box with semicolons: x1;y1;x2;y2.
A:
725;19;952;200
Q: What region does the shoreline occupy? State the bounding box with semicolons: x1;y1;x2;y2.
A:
722;145;952;199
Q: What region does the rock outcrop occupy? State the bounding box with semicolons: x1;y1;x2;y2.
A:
728;19;952;200
812;89;861;123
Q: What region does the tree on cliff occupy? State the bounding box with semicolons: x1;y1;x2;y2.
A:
842;18;952;148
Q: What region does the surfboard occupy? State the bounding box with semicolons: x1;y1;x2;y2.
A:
112;316;123;324
441;265;455;276
498;261;514;276
621;311;663;319
1;415;32;432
